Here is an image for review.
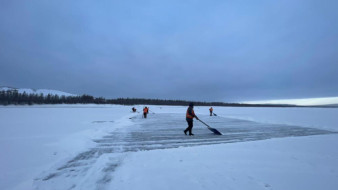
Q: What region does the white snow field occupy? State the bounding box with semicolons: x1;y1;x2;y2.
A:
0;105;337;190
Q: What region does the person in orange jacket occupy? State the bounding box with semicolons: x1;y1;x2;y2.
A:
143;106;148;118
184;103;199;136
209;107;213;116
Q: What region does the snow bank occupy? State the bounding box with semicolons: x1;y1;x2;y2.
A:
110;134;338;190
0;105;131;190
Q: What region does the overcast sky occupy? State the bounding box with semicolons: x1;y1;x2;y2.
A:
0;0;337;102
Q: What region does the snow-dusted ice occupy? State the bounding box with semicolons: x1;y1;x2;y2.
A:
1;105;338;190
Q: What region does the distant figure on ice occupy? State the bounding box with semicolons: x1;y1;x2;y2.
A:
143;106;149;118
209;107;213;116
184;103;199;136
132;107;137;112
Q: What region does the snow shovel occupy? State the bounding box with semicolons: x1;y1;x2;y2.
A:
198;119;222;135
213;113;217;116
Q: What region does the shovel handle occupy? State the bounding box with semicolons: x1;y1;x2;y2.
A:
198;119;211;128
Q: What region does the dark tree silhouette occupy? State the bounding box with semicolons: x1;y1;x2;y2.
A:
0;90;300;107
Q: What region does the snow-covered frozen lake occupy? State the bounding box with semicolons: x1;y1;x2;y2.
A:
1;105;338;190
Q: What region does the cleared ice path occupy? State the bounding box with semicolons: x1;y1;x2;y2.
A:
35;113;335;190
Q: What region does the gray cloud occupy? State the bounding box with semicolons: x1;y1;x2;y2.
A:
1;0;337;102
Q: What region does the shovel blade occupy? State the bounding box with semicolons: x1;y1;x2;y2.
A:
208;127;222;135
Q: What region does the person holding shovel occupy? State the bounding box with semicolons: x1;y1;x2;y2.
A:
209;107;213;116
184;103;199;136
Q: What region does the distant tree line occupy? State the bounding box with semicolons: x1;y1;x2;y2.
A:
0;90;298;107
0;90;105;105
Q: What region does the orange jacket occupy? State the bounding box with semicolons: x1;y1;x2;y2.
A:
186;107;196;119
143;107;148;113
209;107;213;111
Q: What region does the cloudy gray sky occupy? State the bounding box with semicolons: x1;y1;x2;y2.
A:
1;0;337;102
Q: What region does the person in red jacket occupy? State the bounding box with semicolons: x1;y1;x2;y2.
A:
184;103;199;136
143;106;148;118
209;107;213;116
